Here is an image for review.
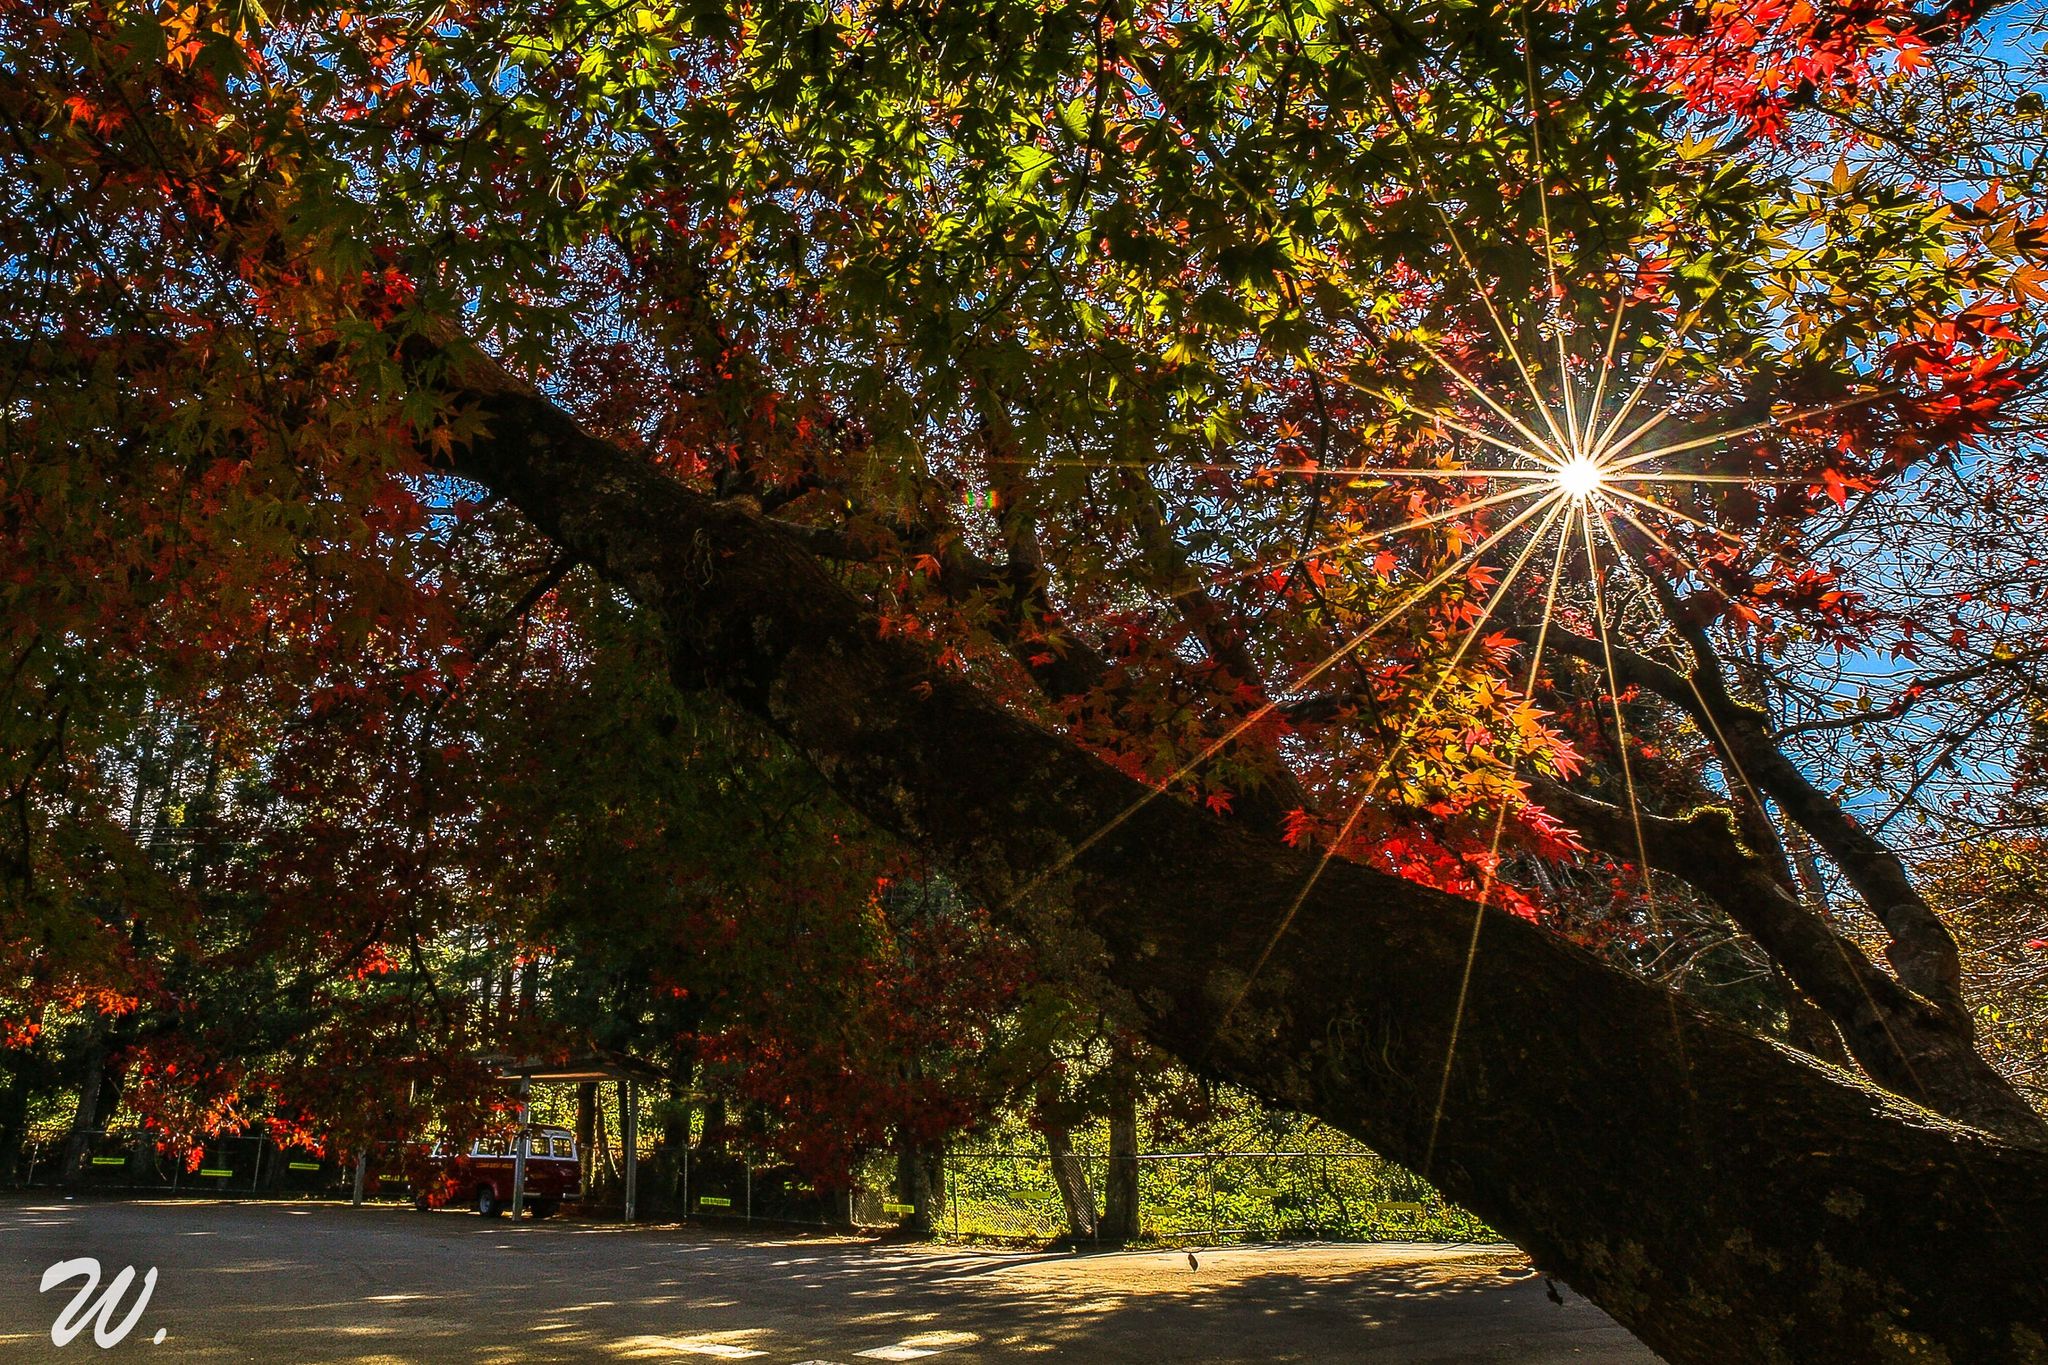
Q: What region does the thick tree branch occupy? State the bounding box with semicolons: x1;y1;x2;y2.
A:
768;500;1119;705
431;343;2048;1362
1539;613;1972;1026
780;462;1305;835
1255;611;2040;1133
1524;776;2037;1135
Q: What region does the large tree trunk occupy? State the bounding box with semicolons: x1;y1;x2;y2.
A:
0;1067;25;1185
1042;1123;1098;1240
575;1081;599;1193
58;1030;113;1186
696;1098;727;1154
1100;1051;1142;1244
894;1135;945;1235
446;364;2048;1363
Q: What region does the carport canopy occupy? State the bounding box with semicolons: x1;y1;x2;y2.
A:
481;1052;665;1086
479;1051;663;1221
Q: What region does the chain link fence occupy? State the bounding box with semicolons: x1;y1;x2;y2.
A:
10;1130;358;1198
639;1148;898;1226
6;1135;1486;1244
944;1150;1492;1243
675;1147;1488;1242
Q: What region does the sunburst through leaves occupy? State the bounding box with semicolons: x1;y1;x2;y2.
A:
988;19;1922;1176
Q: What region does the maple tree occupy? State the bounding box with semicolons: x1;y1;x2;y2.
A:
6;0;2048;1357
0;484;1030;1185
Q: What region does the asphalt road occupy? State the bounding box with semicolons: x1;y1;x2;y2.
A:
0;1198;1655;1362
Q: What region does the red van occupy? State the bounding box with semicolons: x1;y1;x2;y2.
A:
413;1126;582;1218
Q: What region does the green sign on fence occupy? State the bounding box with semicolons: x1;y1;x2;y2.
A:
199;1168;233;1178
90;1157;124;1166
882;1202;915;1216
287;1162;320;1171
699;1196;732;1208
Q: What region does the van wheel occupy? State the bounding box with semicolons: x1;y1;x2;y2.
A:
413;1195;431;1213
477;1187;503;1217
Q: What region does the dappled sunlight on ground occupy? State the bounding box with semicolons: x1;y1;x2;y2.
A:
0;1197;1651;1362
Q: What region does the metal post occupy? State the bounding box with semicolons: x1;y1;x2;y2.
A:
251;1137;265;1193
351;1151;367;1207
744;1155;752;1221
621;1078;638;1224
681;1139;689;1219
511;1073;531;1219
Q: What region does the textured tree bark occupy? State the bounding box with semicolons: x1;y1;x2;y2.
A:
445;368;2048;1364
695;1098;728;1155
895;1136;946;1234
58;1028;114;1187
1042;1123;1100;1239
1774;965;1856;1070
1100;1050;1142;1244
575;1081;598;1193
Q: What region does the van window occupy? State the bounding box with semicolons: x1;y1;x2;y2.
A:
549;1135;577;1159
